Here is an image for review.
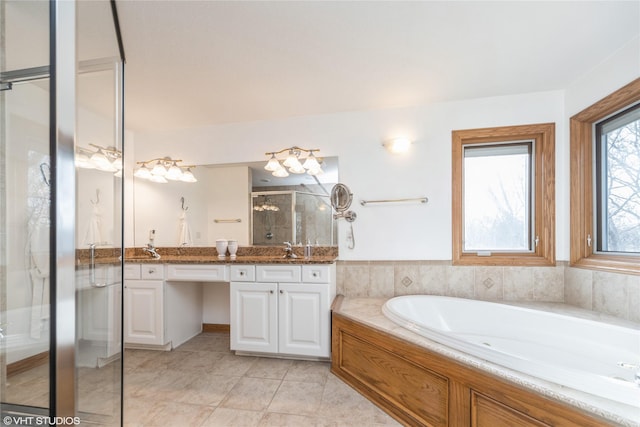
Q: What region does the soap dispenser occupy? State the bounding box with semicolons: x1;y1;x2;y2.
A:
304;240;313;258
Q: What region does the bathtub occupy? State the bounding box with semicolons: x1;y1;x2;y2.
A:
382;295;640;409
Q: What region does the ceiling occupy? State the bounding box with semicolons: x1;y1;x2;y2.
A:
116;1;639;131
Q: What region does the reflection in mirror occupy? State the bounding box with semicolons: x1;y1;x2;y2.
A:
252;191;336;246
133;158;338;247
330;183;353;212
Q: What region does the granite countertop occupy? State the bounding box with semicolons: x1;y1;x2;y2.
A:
122;255;337;265
76;246;338;266
333;297;640;427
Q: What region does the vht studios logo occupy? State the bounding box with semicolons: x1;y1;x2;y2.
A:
2;416;81;426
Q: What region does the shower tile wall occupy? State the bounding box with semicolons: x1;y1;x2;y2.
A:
337;261;640;323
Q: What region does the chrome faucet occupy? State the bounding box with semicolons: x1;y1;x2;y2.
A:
143;243;161;259
142;229;161;259
283;241;297;259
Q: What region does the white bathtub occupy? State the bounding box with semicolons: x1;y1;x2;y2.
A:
382;295;640;409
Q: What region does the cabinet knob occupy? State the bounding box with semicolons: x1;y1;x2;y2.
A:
148;269;155;274
270;290;274;294
279;290;283;294
240;271;245;276
312;272;319;277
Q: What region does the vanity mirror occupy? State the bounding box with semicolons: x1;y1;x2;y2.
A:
132;157;339;247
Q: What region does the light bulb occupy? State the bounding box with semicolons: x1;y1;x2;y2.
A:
385;138;412;154
151;160;167;176
272;165;289;177
307;166;323;176
165;163;183;180
289;162;306;174
180;168;197;183
90;151;113;170
283;150;299;168
149;174;168;183
302;152;320;170
264;154;281;172
75;152;94;169
134;165;152;179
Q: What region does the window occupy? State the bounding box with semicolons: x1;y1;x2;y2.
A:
570;78;640;274
595;104;640;254
452;123;555;266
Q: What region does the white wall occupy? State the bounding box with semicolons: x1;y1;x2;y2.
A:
132;30;640;261
132;90;565;261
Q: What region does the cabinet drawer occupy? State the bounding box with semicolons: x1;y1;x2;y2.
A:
166;264;228;282
230;265;256;282
256;265;301;283
141;264;164;280
124;264;141;280
302;265;331;283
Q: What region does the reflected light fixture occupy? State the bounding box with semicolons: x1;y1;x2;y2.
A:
134;157;197;184
383;137;412;154
75;144;123;174
264;146;324;177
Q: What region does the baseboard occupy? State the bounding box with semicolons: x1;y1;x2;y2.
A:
7;351;49;376
202;323;230;333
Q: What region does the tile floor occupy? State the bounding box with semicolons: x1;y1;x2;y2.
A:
124;332;401;426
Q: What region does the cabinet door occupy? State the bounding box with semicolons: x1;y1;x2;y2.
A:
230;282;278;353
278;283;329;357
124;280;164;345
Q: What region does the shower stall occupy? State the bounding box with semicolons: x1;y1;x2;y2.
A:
1;1;125;425
252;191;336;246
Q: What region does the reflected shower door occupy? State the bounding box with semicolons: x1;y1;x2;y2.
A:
0;0;52;418
0;79;52;416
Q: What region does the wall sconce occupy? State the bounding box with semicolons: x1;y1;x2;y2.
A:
264;146;323;177
383;138;412;154
75;144;123;174
134;157;197;183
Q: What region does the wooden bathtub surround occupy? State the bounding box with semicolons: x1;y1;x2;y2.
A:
331;312;610;427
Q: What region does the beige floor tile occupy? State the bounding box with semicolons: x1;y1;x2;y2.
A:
201;407;264;427
320;375;400;426
122;397;164;426
245;357;293;380
123;369;162;398
283;360;330;384
145;401;214;427
208;353;257;376
174;373;240;406
268;380;324;416
129;369;200;402
259;412;338;426
220;377;282;411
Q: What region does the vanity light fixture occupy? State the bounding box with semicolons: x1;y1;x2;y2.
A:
383;137;412;154
75;144;123;174
134;157;198;183
264;146;324;177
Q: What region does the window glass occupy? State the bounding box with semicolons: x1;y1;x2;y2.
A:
463;142;533;252
595;104;640;254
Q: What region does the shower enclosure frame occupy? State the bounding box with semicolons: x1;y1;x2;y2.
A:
0;0;126;421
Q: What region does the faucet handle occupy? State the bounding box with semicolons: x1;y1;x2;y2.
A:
283;242;292;250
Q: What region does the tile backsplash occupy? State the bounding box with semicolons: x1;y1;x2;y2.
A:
337;260;640;323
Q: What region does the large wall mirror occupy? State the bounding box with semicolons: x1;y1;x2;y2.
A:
132;158;338;247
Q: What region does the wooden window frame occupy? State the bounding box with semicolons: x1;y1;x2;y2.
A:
452;123;556;266
570;78;640;275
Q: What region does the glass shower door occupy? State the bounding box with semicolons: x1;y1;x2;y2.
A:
0;0;52;419
1;1;124;425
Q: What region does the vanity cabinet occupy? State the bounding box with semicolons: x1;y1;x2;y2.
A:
123;264;166;347
230;264;336;358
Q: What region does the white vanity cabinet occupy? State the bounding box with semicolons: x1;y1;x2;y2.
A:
123;264;167;347
230;263;336;358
